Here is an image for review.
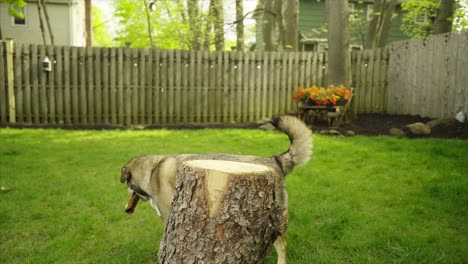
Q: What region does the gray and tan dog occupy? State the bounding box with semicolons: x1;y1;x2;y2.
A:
120;115;312;264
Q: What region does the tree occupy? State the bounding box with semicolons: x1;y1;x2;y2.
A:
258;0;299;51
326;0;351;86
261;0;275;51
400;0;466;38
39;0;54;45
85;0;92;47
92;5;114;47
235;0;244;50
366;0;397;49
212;0;225;51
432;0;456;34
114;0;226;50
0;0;27;39
284;0;298;50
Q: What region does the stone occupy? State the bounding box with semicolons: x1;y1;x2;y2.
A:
406;122;431;135
328;129;341;136
346;130;356;136
389;128;406;137
426;118;456;128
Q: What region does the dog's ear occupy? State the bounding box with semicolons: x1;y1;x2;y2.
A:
120;167;131;183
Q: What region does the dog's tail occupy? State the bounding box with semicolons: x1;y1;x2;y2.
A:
271;115;313;175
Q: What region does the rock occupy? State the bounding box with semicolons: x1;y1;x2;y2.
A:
406;122;431;135
426;119;442;128
389;128;406;137
346;130;356;136
426;118;455;128
328;129;341;136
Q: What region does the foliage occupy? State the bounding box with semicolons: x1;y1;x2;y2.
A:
113;0;225;50
92;5;114;47
292;85;352;106
401;0;441;38
113;0;190;48
1;129;467;263
0;0;26;18
454;0;468;31
401;0;468;38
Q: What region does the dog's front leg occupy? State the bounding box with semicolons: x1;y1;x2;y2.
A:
274;235;287;264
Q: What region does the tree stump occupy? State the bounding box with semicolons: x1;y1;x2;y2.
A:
158;160;286;264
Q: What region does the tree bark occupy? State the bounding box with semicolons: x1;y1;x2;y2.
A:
275;0;286;50
235;0;244;51
366;0;397;49
187;0;202;50
36;1;48;45
262;0;276;51
285;0;298;51
213;0;225;51
326;0;351;86
143;0;154;47
39;0;54;45
158;160;285;263
85;0;92;47
432;0;455;34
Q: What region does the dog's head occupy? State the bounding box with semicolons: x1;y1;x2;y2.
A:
120;155;167;214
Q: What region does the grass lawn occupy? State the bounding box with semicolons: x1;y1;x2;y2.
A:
1;128;467;263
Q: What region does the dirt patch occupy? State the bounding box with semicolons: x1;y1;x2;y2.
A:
311;113;468;139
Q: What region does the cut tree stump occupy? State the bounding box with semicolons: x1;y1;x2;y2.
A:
158;159;286;264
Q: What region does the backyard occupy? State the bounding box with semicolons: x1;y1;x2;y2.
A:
0;126;467;263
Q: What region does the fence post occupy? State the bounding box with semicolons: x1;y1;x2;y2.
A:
6;39;16;123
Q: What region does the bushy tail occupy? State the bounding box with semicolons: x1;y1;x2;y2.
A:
271;115;313;174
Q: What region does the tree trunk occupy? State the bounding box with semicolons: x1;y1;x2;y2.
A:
377;0;397;48
39;0;54;45
366;0;397;49
36;1;48;45
85;0;92;47
235;0;244;51
275;0;286;50
262;0;276;51
158;160;285;263
213;0;224;51
143;0;154;47
285;0;298;51
432;0;455;34
187;0;202;50
326;0;351;86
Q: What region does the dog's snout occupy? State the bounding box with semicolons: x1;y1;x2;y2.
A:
120;168;132;183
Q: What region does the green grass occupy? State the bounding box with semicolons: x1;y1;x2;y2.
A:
1;128;467;263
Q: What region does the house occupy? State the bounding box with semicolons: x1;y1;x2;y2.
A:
256;0;410;51
0;0;86;46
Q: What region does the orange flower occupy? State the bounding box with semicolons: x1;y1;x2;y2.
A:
292;85;352;105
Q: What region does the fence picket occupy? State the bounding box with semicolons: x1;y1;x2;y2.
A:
0;42;5;123
55;46;63;124
15;44;23;123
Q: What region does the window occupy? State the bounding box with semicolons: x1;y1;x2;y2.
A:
414;13;429;25
12;7;26;25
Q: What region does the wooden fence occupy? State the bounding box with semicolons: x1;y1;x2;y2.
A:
0;42;329;126
1;31;467;126
350;31;468;118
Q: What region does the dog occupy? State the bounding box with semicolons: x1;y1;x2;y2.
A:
120;115;312;264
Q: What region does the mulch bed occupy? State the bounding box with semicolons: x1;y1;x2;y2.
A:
310;113;468;139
